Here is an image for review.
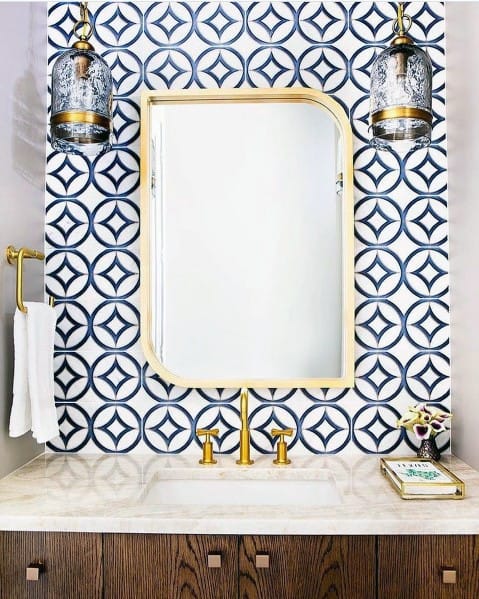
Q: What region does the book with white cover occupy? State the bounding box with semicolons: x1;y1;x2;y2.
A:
380;457;465;499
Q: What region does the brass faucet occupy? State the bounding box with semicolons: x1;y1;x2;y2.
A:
236;388;254;465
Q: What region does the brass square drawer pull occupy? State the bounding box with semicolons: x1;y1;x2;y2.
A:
256;554;270;569
207;553;222;568
26;561;45;581
442;568;457;584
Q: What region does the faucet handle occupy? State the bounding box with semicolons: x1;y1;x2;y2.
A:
197;428;219;437
271;428;294;465
271;428;293;438
197;428;219;465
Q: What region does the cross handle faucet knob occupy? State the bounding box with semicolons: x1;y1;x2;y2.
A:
197;428;219;465
271;428;294;465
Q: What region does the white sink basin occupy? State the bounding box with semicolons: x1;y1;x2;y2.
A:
142;471;341;507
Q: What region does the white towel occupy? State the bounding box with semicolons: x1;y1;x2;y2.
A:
9;302;59;443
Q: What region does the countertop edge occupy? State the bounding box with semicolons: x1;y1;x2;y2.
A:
2;517;479;536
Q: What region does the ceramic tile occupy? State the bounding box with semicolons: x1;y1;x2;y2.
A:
46;2;449;456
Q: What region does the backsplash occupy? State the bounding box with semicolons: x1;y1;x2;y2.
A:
45;1;449;455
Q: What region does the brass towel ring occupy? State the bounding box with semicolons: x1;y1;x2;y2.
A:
5;245;55;313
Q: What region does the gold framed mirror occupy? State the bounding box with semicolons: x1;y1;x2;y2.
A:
140;87;354;389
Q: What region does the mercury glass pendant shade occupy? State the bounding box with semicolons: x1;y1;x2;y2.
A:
369;5;432;153
50;3;112;156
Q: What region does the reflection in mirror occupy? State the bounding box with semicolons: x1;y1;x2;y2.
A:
141;89;354;389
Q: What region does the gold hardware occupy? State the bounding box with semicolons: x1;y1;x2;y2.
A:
207;553;222;568
72;1;93;42
26;561;44;581
72;39;94;51
50;111;111;128
271;428;294;465
197;428;219;465
371;106;432;126
442;569;457;584
236;388;254;465
392;3;412;38
388;4;415;46
255;554;270;569
72;26;94;45
5;246;54;313
390;35;413;46
6;245;44;263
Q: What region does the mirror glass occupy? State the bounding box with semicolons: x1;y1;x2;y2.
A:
141;89;354;389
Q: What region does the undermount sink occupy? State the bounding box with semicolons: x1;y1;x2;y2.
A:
141;470;342;507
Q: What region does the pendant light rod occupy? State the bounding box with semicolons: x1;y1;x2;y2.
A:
394;4;410;37
391;3;413;45
73;1;93;42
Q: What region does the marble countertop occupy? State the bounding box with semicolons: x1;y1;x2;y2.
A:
0;453;478;535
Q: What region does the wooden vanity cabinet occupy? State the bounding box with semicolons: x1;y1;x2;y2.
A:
377;536;479;599
239;535;375;599
0;531;102;599
103;533;238;599
103;534;375;599
3;532;478;598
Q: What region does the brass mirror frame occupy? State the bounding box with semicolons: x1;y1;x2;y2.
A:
140;87;355;389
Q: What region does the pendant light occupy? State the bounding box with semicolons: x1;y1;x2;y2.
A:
50;2;112;156
369;3;432;153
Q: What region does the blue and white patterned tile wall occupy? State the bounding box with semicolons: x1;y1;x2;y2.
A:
45;2;449;455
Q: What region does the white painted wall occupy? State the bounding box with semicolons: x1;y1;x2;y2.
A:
0;2;47;477
447;2;479;469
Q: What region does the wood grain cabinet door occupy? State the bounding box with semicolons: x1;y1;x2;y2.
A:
239;535;375;599
0;531;102;599
378;535;479;599
104;533;238;599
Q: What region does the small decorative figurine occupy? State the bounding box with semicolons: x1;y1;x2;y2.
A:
397;404;451;461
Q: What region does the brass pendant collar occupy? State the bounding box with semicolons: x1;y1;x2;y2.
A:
72;40;94;51
391;35;413;46
371;106;432;125
50;110;111;129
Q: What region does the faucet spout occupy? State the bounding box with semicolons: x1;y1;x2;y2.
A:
239;388;248;430
236;388;254;465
